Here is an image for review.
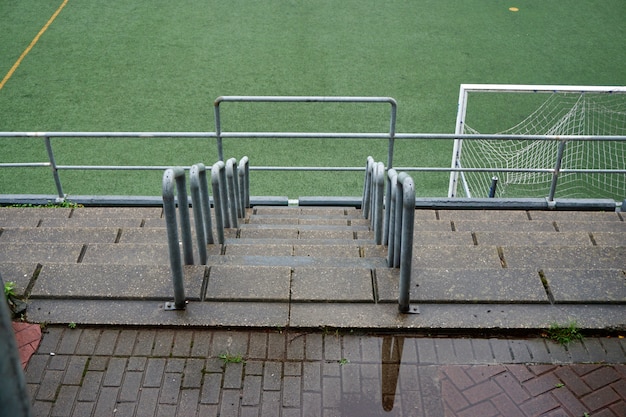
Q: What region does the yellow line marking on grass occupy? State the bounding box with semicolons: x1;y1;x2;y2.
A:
0;0;69;91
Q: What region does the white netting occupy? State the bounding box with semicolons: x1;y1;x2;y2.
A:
459;91;626;199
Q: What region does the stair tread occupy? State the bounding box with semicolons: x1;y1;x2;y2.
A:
30;263;205;300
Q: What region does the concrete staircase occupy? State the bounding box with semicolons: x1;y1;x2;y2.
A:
0;206;624;331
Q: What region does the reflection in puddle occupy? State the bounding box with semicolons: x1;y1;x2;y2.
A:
382;336;403;412
333;336;419;416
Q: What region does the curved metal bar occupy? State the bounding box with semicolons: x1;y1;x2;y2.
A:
392;173;410;268
362;157;374;219
213;95;398;168
190;165;208;265
196;163;214;245
386;170;398;267
162;168;187;310
211;162;226;244
384;169;396;245
214;95;397;104
373;162;385;245
399;175;416;313
216;161;229;228
238;157;250;211
225;158;239;227
173;170;194;266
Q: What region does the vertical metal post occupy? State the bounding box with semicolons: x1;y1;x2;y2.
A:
239;156;250;210
218;161;229;228
368;161;375;224
214;100;224;162
174;169;194;265
449;85;469;197
44;136;65;201
373;162;385;245
362;157;374;218
386;171;397;267
225;158;239;227
383;169;395;246
548;140;567;202
190;165;208;265
0;272;33;417
387;99;397;169
162;169;186;310
392;173;407;268
211;162;225;244
399;176;418;313
488;176;499;198
197;163;214;244
229;158;242;218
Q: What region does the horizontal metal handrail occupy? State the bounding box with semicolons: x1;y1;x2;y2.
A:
1;92;625;202
3;131;624;141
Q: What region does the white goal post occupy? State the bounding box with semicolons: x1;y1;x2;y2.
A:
448;84;626;200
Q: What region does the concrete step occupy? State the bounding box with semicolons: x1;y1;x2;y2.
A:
38;217;145;228
29;263;206;301
527;210;623;222
68;207;163;219
0;243;84;264
0;227;120;244
238;227;365;240
376;268;548;304
240;222;370;231
223;242;367;257
205;254;388;269
252;206;363;218
0;262;40;297
377;266;625;304
0;207;72;227
248;215;370;227
78;243;220;265
501;245;625;270
411;244;626;270
204;265;376;302
473;231;593;246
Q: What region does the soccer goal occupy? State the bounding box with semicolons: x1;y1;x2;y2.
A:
448;84;626;200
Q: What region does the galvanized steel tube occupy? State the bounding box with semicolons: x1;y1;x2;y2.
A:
162;168;186;309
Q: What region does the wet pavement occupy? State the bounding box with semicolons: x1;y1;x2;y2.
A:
22;326;626;417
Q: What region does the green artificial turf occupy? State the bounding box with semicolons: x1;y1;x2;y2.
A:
1;0;625;198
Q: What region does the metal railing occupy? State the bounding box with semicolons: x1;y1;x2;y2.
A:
384;169;419;313
213;96;397;166
361;157;385;244
362;158;418;313
1;96;625;205
161;158;249;309
161;167;192;310
1;132;624;206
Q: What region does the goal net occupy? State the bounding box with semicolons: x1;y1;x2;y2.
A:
448;84;626;200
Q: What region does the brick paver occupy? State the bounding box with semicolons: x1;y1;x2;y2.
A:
440;364;626;417
12;321;41;368
20;327;626;417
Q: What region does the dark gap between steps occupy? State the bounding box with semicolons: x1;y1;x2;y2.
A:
538;269;555;304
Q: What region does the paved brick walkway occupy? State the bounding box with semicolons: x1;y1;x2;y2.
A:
13;321;42;369
23;326;626;417
440;364;626;417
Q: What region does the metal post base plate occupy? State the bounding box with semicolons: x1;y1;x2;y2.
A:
164;301;187;311
400;305;420;314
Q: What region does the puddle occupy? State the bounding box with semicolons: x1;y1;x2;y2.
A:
331;337;415;416
251;333;435;416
